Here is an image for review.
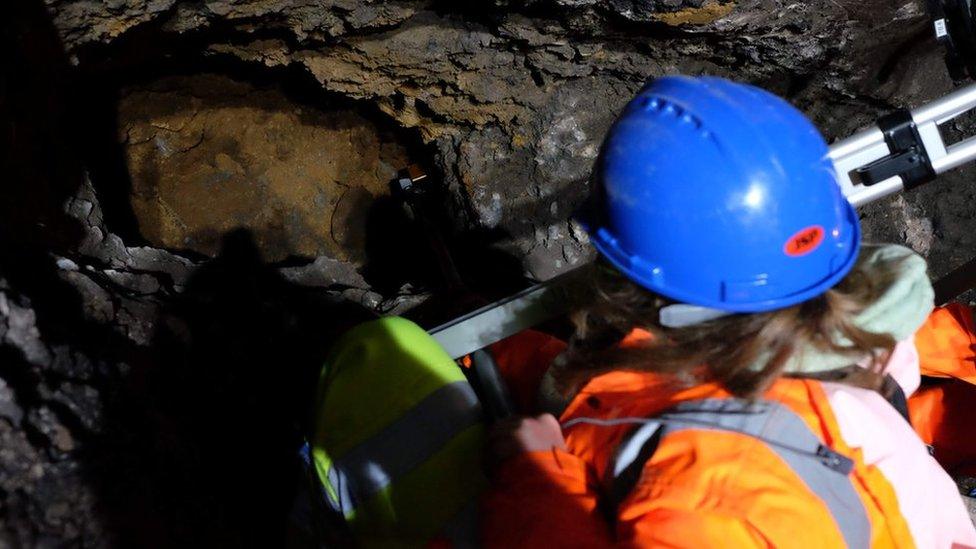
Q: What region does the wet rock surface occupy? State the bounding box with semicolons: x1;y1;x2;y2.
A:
5;0;976;544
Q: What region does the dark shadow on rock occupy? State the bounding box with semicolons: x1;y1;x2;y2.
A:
361;195;442;295
0;0;156;544
2;8;380;529
0;0;137;383
360;187;529;329
0;1;577;544
0;0;86;255
77;79;148;244
90;229;373;547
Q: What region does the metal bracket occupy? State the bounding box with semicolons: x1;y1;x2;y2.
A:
853;109;934;189
830;82;976;207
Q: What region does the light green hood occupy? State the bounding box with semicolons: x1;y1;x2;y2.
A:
774;243;934;374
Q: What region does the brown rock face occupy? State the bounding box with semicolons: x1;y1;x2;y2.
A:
119;74;409;262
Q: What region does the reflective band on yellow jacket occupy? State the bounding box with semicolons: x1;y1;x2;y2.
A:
311;317;487;547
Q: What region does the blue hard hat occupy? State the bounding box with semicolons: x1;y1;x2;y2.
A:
583;76;860;313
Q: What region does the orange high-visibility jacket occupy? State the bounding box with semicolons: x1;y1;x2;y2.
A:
911;303;976;476
481;306;976;548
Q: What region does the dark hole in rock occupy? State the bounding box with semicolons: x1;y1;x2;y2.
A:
115;72;412;264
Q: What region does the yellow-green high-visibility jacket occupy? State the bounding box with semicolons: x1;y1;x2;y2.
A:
311;317;486;548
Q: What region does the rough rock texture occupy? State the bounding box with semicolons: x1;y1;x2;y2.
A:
119;73;409;262
43;0;973;279
5;0;976;545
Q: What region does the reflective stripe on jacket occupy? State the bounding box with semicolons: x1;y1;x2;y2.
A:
311;317;486;547
482;314;976;548
566;397;871;547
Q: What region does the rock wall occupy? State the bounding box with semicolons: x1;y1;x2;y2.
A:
53;0;971;277
4;0;976;545
119;73;409;262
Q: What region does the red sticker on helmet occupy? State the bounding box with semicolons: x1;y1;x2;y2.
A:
784;225;825;257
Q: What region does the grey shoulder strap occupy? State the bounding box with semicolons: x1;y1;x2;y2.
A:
569;398;871;548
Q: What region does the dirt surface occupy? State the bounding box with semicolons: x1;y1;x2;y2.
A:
5;0;976;545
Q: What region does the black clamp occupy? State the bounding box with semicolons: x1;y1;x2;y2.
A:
815;444;854;475
926;0;976;81
853;109;935;190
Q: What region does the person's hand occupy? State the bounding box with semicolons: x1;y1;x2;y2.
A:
487;414;567;470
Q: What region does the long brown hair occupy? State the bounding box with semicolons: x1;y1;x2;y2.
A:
555;256;904;399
